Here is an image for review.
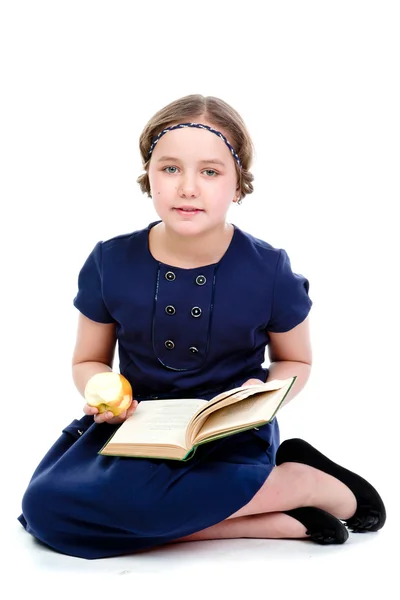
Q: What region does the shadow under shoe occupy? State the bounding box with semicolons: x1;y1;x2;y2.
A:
284;507;349;545
276;438;386;533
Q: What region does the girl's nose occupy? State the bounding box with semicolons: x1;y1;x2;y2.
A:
178;175;199;198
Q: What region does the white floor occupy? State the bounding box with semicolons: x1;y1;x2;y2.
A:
5;512;395;599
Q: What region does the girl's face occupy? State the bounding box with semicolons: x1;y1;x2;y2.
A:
148;121;239;236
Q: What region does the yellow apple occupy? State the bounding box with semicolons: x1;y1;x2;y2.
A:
84;372;133;416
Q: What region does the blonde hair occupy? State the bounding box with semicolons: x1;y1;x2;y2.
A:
137;94;254;201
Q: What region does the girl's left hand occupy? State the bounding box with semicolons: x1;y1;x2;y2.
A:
241;378;265;387
84;400;139;425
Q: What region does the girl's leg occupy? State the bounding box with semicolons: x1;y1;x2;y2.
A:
173;512;308;543
227;462;357;520
172;462;356;545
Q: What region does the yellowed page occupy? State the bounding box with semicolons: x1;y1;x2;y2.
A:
190;378;292;424
194;385;291;444
107;398;207;449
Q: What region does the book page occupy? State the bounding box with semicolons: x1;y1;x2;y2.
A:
194;385;291;444
209;379;290;405
190;378;293;423
107;398;207;449
190;377;295;426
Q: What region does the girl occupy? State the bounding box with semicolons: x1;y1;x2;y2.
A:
18;95;386;559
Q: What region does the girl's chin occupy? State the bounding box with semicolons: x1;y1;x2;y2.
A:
164;218;211;236
169;210;206;223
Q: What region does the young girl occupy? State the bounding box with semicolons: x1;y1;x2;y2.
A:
18;95;386;559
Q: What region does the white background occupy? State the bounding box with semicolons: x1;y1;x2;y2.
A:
1;1;398;597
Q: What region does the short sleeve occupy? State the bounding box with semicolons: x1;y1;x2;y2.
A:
73;241;115;324
267;249;312;333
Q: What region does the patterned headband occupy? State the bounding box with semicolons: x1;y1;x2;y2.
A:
147;122;242;168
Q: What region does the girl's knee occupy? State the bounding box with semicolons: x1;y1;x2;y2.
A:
21;477;62;544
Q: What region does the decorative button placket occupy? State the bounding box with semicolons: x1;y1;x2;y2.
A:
152;264;216;371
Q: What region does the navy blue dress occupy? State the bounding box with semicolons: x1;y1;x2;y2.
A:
18;221;312;559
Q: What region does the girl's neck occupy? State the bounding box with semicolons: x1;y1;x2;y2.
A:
149;221;235;269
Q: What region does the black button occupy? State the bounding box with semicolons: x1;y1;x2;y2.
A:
165;305;176;315
165;340;175;350
195;275;206;285
191;306;202;317
189;346;198;354
165;271;176;281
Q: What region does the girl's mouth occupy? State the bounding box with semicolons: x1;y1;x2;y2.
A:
174;207;203;215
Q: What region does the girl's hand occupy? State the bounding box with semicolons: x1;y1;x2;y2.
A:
83;400;139;425
241;378;265;387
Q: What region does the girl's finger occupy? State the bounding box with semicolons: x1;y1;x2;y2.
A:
93;411;114;424
83;403;98;416
125;409;136;419
241;378;264;387
127;400;139;416
92;400;138;424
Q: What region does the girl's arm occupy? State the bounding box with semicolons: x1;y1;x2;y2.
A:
71;313;138;424
242;316;312;406
71;313;117;397
266;315;312;407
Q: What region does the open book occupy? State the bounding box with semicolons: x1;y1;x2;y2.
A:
99;377;295;461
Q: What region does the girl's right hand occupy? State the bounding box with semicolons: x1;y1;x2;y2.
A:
83;399;139;425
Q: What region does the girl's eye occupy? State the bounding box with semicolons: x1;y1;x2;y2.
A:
162;166;218;176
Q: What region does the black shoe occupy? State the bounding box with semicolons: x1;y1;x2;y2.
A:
276;438;386;533
284;506;349;544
